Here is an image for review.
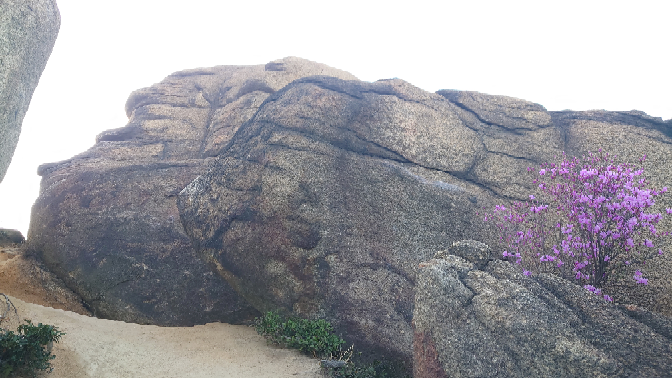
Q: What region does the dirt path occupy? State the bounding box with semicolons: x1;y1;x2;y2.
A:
7;296;323;378
0;249;323;378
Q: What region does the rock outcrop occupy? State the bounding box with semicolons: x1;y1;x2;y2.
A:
29;57;672;368
178;75;672;365
413;240;672;378
28;57;357;325
0;228;25;246
176;76;567;364
0;0;60;183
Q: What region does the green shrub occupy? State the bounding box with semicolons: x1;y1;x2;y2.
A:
254;311;344;358
254;311;411;378
0;320;65;377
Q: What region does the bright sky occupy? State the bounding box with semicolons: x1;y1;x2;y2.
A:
0;0;670;237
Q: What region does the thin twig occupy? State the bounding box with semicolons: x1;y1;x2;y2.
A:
0;292;19;326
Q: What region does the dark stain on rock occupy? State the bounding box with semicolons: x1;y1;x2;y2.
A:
413;330;449;378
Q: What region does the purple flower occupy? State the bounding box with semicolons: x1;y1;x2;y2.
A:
659;249;664;256
523;270;531;276
633;270;649;285
583;285;601;295
485;151;668;303
584;284;596;292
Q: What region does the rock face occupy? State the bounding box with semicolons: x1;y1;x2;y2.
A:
0;228;25;246
178;75;672;366
176;76;566;364
413;241;672;378
0;0;60;183
29;56;672;367
28;57;357;325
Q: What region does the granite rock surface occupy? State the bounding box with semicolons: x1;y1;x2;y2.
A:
28;57;356;325
28;57;672;368
0;228;25;246
413;242;672;378
176;76;567;364
178;75;672;365
0;0;60;182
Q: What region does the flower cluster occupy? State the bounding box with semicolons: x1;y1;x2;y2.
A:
483;150;670;301
633;270;648;285
583;284;613;302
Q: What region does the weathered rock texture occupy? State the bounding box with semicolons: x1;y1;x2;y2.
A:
0;0;60;183
176;77;568;364
29;57;672;367
0;228;24;246
28;57;357;325
178;76;672;366
413;241;672;378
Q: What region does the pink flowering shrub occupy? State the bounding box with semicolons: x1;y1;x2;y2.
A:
484;150;670;302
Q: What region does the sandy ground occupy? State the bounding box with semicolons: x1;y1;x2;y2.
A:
0;248;324;378
0;247;91;315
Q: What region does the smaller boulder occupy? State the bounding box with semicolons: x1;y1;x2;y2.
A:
414;241;672;378
0;229;24;246
434;239;493;269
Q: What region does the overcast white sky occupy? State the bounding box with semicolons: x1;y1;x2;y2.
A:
1;0;670;236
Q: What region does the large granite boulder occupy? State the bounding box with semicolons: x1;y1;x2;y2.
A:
177;76;566;364
29;54;672;367
28;57;357;325
413;241;672;378
0;0;60;182
178;75;672;366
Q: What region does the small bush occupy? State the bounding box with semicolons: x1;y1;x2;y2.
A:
254;311;344;358
254;311;410;378
0;320;65;377
483;150;670;301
